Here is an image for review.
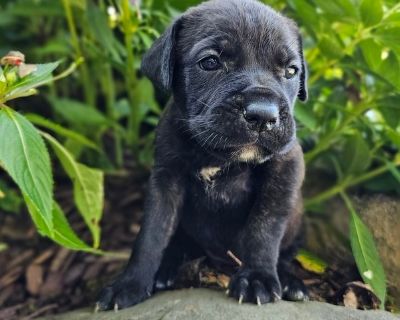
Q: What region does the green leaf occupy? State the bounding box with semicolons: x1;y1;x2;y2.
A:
343;193;387;308
4;62;60;101
286;0;320;35
86;1;122;63
24;193;52;236
378;52;400;89
0;107;53;233
295;103;317;130
318;35;344;59
48;97;109;133
375;28;400;53
51;201;98;252
360;39;383;71
341;133;371;175
133;78;161;119
296;249;328;274
360;0;383;26
25;113;99;150
42;132;104;248
377;95;400;129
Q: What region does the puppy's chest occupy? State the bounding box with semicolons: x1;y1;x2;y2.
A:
195;165;254;206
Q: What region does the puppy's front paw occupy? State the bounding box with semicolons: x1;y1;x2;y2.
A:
96;279;151;311
228;268;282;305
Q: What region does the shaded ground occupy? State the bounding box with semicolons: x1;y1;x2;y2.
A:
0;172;384;319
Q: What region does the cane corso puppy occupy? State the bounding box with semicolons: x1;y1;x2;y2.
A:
98;0;308;310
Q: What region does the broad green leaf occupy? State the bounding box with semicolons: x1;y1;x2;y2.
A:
360;0;383;26
313;0;346;17
24;193;52;236
134;78;161;119
0;107;53;233
4;62;60;101
377;95;400;129
375;28;400;53
360;39;382;71
51;201;98;252
378;52;400;89
42;133;104;248
48;97;109;133
286;0;320;35
341;133;371;175
25;113;99;150
295;103;317;130
318;35;344;59
343;194;387;308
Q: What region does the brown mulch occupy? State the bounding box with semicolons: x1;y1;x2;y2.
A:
0;171;380;320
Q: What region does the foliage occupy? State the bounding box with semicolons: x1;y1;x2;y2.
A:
0;54;101;252
0;0;399;307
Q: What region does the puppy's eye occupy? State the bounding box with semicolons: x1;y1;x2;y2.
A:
284;66;298;79
199;56;221;71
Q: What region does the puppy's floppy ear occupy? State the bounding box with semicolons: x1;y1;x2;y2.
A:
297;35;308;102
141;18;182;93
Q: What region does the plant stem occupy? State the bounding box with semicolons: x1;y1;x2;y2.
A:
305;160;400;208
121;0;139;148
101;63;123;167
62;0;95;107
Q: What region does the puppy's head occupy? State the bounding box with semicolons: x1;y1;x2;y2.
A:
142;0;308;163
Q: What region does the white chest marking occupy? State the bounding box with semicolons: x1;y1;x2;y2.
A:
238;146;260;162
199;166;221;183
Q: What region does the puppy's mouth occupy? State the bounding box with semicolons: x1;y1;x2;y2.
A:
232;136;296;163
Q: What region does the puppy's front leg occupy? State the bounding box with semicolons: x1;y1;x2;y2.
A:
229;144;304;305
97;167;184;310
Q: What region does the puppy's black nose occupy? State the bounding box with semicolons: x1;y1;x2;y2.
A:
244;102;279;131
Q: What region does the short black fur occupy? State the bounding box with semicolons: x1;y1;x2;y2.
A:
98;0;309;310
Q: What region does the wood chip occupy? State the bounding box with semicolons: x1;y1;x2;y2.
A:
343;289;358;309
39;272;63;298
334;281;380;310
26;264;44;295
50;248;70;272
32;249;54;265
7;250;34;270
20;303;58;320
0;303;24;320
64;263;86;285
83;263;103;281
0;285;16;306
0;266;23;289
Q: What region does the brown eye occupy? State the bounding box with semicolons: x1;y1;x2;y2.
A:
199;56;221;71
284;66;298;79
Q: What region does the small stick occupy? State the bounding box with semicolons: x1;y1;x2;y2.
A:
227;250;243;267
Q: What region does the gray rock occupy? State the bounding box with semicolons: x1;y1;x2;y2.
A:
43;288;399;320
356;195;400;306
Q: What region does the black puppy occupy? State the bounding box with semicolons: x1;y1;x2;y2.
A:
98;0;308;310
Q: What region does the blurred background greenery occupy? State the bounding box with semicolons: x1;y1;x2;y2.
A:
0;0;399;311
0;0;399;203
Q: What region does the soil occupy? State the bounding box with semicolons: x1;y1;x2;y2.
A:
0;170;381;320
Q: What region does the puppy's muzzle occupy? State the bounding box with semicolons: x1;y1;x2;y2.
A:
244;101;280;132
